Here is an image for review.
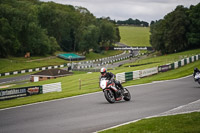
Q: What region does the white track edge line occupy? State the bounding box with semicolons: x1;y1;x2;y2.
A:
95;98;200;133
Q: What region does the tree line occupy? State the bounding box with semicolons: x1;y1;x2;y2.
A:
117;18;149;27
150;3;200;54
0;0;120;57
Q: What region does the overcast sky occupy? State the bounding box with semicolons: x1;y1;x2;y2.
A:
40;0;199;23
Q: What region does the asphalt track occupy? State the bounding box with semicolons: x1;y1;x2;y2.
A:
0;76;200;133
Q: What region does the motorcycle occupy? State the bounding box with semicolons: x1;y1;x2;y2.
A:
99;78;131;103
194;72;200;85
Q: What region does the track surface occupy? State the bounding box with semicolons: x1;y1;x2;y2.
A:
1;76;200;133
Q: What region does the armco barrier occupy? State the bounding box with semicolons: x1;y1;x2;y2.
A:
133;70;140;79
42;82;62;93
170;54;200;70
116;72;125;83
116;67;158;83
0;64;67;77
140;67;158;77
0;86;42;101
125;72;133;81
0;52;129;77
158;65;171;72
116;54;200;83
0;82;62;101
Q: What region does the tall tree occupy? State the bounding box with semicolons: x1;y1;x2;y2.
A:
150;19;166;54
78;25;100;54
163;5;189;53
187;3;200;49
99;19;118;47
150;5;192;54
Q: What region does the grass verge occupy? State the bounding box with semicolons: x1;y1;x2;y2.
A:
0;51;123;74
99;112;200;133
119;26;151;47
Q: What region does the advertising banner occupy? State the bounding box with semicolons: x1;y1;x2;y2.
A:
42;82;62;94
158;65;171;72
0;86;42;101
125;72;133;81
116;73;126;83
100;46;153;51
139;67;158;77
133;70;140;80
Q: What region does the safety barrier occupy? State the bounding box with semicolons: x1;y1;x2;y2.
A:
42;82;62;94
169;55;200;70
116;54;200;83
0;52;128;77
0;82;62;100
0;86;42;101
116;67;158;83
0;64;67;77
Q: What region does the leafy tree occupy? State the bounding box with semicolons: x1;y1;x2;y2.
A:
0;0;121;57
187;3;200;49
0;18;21;57
150;5;196;54
78;25;100;54
163;5;189;53
117;18;149;27
99;19;118;47
150;20;166;54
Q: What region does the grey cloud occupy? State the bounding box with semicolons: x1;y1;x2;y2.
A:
41;0;199;23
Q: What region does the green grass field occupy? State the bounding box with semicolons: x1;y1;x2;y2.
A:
119;26;151;47
0;51;122;74
0;49;200;109
100;112;200;133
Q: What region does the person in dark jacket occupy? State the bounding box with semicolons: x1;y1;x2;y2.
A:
193;68;200;77
100;67;124;90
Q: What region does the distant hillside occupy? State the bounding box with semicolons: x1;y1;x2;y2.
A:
119;26;150;47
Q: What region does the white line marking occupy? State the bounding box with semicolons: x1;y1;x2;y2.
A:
95;98;200;133
126;75;192;88
0;91;101;111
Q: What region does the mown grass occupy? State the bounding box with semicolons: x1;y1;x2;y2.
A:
123;59;200;87
100;112;200;133
0;49;200;109
0;51;122;74
85;50;123;60
113;49;200;74
119;26;151;47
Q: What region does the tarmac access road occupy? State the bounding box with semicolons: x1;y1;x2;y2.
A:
0;76;200;133
0;75;30;85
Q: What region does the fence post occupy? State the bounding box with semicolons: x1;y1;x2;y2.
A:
79;79;81;90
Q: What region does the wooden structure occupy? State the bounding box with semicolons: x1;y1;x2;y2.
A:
31;69;72;82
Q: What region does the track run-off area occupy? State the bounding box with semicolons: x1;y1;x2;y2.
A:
0;75;200;133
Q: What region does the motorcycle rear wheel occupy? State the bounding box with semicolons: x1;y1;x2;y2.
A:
104;90;115;103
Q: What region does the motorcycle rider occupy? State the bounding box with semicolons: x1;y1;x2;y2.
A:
193;67;200;77
100;67;124;91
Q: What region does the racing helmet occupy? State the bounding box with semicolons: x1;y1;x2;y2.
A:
100;67;107;75
194;68;198;72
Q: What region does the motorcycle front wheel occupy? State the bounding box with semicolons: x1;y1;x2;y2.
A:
198;79;200;85
104;89;115;103
123;88;131;101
